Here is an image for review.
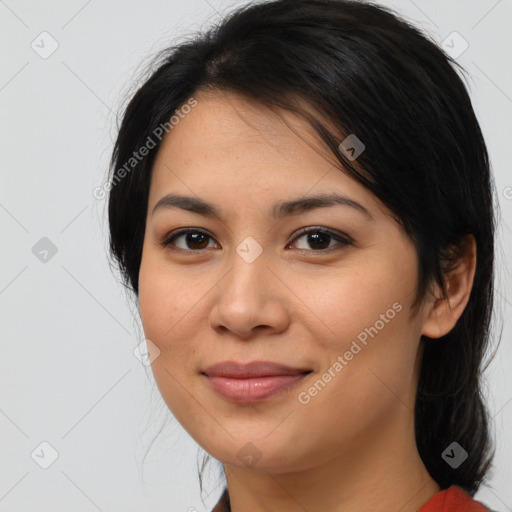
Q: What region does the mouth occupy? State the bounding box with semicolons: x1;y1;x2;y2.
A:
201;361;313;403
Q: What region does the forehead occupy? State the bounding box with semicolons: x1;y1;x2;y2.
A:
156;90;324;162
147;89;384;220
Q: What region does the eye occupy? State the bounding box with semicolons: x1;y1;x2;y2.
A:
287;227;352;252
159;228;218;252
159;226;352;253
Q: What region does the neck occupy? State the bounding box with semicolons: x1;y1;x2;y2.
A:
222;411;440;512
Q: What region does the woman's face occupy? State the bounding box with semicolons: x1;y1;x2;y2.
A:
138;89;432;472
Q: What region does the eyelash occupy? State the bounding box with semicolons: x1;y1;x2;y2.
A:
158;226;353;254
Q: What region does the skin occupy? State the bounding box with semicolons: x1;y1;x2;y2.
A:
138;89;476;512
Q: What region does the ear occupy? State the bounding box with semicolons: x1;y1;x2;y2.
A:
421;235;476;339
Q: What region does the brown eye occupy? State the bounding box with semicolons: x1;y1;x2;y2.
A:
288;227;352;252
160;229;217;251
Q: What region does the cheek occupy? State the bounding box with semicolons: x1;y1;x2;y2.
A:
138;253;205;345
138;259;199;423
295;254;420;408
304;255;415;349
290;309;419;468
138;256;198;408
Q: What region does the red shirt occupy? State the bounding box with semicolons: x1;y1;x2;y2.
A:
211;485;491;511
419;485;491;511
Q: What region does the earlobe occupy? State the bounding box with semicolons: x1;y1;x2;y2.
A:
421;235;477;339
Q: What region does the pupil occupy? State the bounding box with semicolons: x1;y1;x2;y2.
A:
188;233;208;249
309;232;330;250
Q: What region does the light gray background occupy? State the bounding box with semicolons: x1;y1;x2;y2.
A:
1;1;511;511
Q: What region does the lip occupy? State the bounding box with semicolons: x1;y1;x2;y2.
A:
201;361;312;403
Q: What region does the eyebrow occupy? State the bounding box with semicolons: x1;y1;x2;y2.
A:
151;192;373;221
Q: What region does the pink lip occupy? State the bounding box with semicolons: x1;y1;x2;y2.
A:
202;361;312;403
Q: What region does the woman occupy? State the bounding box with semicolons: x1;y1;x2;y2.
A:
106;0;498;510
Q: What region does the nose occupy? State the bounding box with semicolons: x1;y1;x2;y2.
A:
208;248;290;340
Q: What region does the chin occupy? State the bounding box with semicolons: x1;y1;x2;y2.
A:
196;434;309;473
